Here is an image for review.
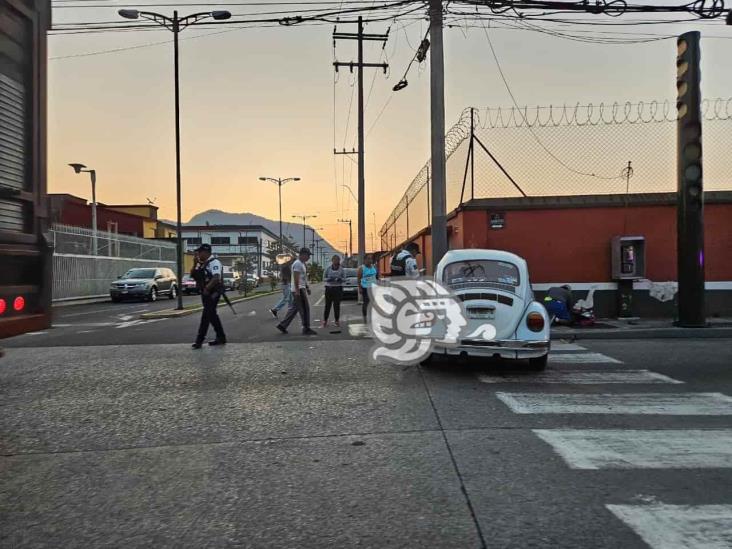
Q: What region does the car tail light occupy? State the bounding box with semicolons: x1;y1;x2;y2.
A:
526;311;545;332
13;296;25;312
0;298;6;315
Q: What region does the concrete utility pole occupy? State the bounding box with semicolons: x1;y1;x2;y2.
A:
428;0;448;272
676;31;706;326
333;17;388;265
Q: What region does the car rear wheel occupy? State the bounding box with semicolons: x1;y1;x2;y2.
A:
148;287;158;302
169;285;177;300
528;354;548;371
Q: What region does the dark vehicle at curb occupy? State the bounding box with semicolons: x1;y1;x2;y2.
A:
110;268;178;302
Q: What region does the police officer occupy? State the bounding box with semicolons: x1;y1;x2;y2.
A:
191;244;227;349
390;242;420;277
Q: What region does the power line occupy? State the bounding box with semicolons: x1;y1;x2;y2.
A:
480;21;623;180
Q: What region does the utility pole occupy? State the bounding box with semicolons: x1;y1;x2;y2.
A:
428;0;447;272
333;17;388;265
676;31;705;326
292;214;317;250
338;218;353;259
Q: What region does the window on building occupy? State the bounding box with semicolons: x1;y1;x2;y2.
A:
211;236;230;245
186;237;202;245
238;236;258;245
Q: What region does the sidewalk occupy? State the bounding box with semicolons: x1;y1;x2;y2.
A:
552;317;732;340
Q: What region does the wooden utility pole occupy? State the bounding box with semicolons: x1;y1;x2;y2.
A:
333;17;388;265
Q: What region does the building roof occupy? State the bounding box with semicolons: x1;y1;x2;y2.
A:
182;224;279;240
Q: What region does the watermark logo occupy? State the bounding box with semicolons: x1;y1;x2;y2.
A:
368;278;496;365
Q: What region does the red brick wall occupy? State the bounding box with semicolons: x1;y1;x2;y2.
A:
447;204;732;283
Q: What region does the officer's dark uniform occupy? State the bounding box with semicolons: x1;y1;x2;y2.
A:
191;244;227;348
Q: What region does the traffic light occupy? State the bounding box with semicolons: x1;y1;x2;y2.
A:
675;31;706;327
676;31;703;207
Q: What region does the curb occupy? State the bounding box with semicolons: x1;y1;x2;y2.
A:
140;291;279;319
552;326;732;340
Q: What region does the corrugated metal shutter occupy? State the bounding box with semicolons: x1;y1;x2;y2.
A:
0;3;29;234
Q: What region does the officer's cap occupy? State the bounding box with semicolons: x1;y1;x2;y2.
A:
196;243;212;253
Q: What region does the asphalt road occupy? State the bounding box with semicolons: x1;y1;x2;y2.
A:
1;333;731;548
3;284;366;347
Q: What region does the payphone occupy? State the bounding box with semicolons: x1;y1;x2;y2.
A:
611;236;646;317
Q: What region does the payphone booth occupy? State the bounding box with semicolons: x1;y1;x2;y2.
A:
611;236;646;317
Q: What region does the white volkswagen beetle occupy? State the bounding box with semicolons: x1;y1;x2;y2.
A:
431;249;550;370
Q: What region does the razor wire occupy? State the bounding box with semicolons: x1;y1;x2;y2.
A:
380;98;732;250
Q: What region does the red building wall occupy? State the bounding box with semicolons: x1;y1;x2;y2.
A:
50;195;145;236
447;203;732;283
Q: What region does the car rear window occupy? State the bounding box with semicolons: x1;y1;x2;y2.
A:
344;269;358;277
444;260;520;288
122;269;156;279
223;273;234;279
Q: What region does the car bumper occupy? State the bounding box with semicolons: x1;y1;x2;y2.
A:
110;288;148;298
433;339;550;360
342;286;358;296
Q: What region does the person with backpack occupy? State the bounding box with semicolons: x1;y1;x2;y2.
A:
390;242;420;277
269;254;293;318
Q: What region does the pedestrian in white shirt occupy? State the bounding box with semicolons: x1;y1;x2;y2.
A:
276;247;317;335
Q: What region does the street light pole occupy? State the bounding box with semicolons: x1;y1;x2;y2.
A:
119;7;231;310
259;176;300;252
338;218;353;259
292;214;317;249
68;163;97;255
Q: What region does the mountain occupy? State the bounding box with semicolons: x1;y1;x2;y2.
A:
182;209;342;255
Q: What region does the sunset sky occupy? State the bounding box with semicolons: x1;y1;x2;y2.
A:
48;2;732;253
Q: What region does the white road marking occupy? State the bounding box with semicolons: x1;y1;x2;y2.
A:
496;392;732;415
57;306;120;318
314;295;325;306
533;429;732;469
479;370;683;385
348;323;371;337
606;504;732;549
19;331;47;336
549;352;622;364
51;324;72;328
118;315;134;322
550;343;587;351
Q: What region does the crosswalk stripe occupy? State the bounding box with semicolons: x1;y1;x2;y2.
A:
606;504;732;549
550;343;587;351
479;370;683;384
533;429;732;469
549;352;622;364
496;392;732;415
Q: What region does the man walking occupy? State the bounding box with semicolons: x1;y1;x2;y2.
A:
276;247;317;335
269;254;293;318
191;244;227;349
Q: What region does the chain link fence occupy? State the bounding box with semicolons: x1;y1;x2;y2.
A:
380;98;732;251
51;224;177;300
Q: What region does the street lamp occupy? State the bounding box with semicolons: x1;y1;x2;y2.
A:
259;176;300;252
119;7;231;310
68;163;98;255
292;214;317;250
338;218;353;259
